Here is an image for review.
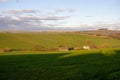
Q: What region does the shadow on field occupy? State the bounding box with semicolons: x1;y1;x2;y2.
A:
0;50;120;80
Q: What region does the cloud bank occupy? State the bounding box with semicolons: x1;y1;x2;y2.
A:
0;9;119;31
0;9;72;31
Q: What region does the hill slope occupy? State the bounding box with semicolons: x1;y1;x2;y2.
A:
0;32;120;49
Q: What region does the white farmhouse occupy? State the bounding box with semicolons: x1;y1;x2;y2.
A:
83;46;90;50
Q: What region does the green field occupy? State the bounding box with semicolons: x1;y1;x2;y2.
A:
0;32;120;80
0;32;120;50
0;49;120;80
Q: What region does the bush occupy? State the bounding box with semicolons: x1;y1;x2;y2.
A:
0;48;4;53
3;48;12;52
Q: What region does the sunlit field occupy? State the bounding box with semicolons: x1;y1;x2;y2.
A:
0;32;120;50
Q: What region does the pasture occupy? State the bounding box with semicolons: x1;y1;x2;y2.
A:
0;49;120;80
0;32;120;50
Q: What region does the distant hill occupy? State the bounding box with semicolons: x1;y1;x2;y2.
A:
80;30;120;40
0;31;120;51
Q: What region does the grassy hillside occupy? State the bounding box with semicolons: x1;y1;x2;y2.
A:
0;32;120;50
80;30;120;39
0;49;120;80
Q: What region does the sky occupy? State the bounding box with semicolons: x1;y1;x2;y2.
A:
0;0;120;31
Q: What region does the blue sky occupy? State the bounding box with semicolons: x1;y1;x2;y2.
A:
0;0;120;30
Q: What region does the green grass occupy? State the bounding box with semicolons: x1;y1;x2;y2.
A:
0;32;120;49
0;49;120;80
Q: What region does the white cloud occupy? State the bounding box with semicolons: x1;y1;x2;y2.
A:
4;9;36;15
76;22;120;30
0;9;71;30
0;0;9;2
48;9;75;14
55;9;75;13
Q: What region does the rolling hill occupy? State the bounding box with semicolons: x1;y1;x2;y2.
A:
0;31;120;50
